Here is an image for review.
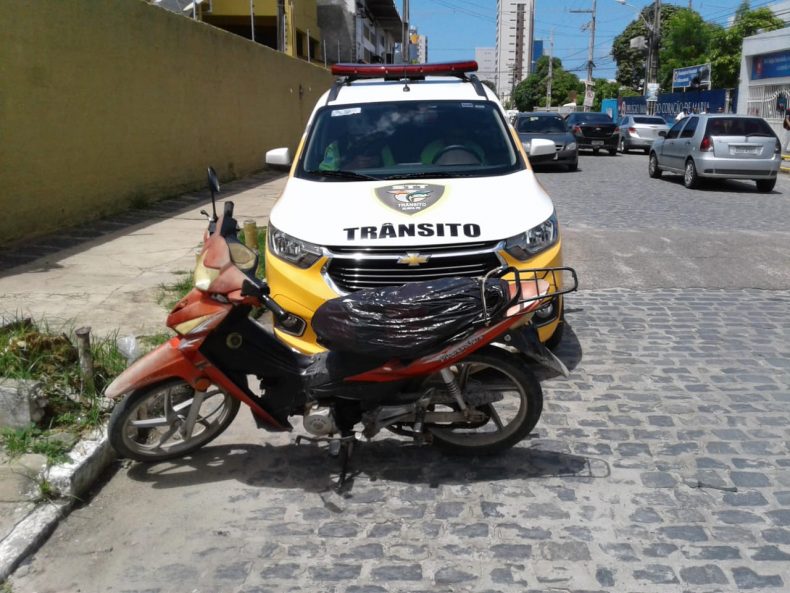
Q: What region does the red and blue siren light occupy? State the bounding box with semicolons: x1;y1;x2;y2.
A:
331;61;478;78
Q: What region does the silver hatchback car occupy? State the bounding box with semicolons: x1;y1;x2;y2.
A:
649;114;782;192
618;114;668;154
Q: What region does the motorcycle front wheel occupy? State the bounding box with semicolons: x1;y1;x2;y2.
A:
425;348;543;456
108;379;240;462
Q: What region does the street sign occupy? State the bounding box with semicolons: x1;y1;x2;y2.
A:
583;88;595;108
672;63;711;90
646;83;659;102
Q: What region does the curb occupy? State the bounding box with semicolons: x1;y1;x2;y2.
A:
0;428;115;581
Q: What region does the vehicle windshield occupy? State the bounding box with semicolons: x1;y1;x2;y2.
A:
705;117;776;137
299;100;521;181
517;115;566;133
634;116;666;125
575;113;613;124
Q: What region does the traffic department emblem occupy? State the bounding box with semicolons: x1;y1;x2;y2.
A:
375;184;445;215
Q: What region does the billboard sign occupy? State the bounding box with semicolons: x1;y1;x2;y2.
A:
752;50;790;80
646;83;660;102
672;63;711;89
622;89;727;121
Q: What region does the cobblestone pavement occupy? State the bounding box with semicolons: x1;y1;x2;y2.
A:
8;154;790;592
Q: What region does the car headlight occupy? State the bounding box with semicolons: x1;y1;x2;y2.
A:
503;212;559;260
268;225;322;269
565;141;577;151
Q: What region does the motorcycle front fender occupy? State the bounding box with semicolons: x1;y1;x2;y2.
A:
104;337;204;400
503;324;570;378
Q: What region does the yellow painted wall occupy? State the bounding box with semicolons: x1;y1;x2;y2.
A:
0;0;333;244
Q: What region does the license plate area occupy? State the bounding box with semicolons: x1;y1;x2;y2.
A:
591;140;604;146
730;145;759;155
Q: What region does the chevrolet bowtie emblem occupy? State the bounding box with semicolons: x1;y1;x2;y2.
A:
397;252;430;266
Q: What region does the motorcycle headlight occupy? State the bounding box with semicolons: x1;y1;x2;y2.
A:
268;225;322;269
565;141;577;151
503;212;559;260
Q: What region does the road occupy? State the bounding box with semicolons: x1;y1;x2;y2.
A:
9;153;790;592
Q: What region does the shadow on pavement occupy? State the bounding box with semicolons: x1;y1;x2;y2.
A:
0;170;285;276
657;173;781;195
124;439;609;495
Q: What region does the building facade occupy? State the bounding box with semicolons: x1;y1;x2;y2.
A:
737;27;790;140
317;0;402;64
475;47;497;86
495;0;535;103
410;27;428;64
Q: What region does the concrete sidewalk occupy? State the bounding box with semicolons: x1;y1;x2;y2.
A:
0;170;286;580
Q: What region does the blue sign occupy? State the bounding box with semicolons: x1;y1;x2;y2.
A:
672;63;711;89
622;89;728;121
752;50;790;80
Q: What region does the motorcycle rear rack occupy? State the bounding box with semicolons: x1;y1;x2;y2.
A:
481;266;579;323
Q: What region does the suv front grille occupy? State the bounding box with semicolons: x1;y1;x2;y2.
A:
325;241;503;292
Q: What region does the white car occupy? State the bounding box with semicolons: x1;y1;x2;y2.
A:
264;61;566;353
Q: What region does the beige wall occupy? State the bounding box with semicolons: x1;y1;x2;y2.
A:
0;0;334;244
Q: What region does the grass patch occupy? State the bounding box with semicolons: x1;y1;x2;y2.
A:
0;319;129;463
0;426;70;464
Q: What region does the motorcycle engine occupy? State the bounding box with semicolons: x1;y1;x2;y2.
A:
303;405;338;436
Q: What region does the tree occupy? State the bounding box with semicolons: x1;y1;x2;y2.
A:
658;9;718;91
612;4;681;92
511;56;584;111
708;1;784;88
590;78;639;111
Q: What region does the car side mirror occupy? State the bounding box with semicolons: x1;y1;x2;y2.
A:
658;131;667;137
266;147;292;168
528;138;556;158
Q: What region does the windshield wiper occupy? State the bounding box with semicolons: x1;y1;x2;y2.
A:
385;171;477;180
307;169;380;181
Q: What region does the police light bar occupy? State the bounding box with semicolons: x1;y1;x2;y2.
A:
331;61;478;78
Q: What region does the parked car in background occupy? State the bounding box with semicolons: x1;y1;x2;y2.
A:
617;114;668;154
515;112;579;171
564;112;619;155
648;114;782;192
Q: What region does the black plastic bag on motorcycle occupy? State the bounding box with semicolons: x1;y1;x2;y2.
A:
312;277;510;359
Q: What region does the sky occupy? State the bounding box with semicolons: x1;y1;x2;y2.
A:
407;0;774;81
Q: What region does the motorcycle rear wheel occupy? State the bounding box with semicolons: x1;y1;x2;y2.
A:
425;348;543;456
109;379;240;462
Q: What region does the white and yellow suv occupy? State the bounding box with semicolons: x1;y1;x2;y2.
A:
264;61;565;354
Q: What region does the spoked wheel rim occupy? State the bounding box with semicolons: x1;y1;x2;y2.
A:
649;154;657;175
685;161;695;185
425;361;528;447
118;381;236;460
618;138;625;152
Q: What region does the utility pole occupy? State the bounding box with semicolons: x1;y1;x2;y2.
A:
546;30;554;107
402;0;410;63
570;0;597;106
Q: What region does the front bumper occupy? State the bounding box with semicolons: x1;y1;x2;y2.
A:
576;136;617;150
530;148;578;165
266;240;565;354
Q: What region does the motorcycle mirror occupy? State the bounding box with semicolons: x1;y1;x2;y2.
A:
207;166;220;222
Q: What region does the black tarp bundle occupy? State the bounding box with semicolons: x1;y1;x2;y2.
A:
312;277;511;359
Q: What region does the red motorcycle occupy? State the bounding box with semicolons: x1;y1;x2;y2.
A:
105;168;577;472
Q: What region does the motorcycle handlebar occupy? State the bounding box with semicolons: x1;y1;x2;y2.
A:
241;279;290;322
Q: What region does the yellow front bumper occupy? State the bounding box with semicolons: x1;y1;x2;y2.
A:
266;239;564;354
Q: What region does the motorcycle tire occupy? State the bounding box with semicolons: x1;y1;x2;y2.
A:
109;378;240;462
426;348;543;456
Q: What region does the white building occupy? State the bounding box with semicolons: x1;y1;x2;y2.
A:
409;27;428;63
737;27;790;140
475;47;497;86
495;0;535;103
